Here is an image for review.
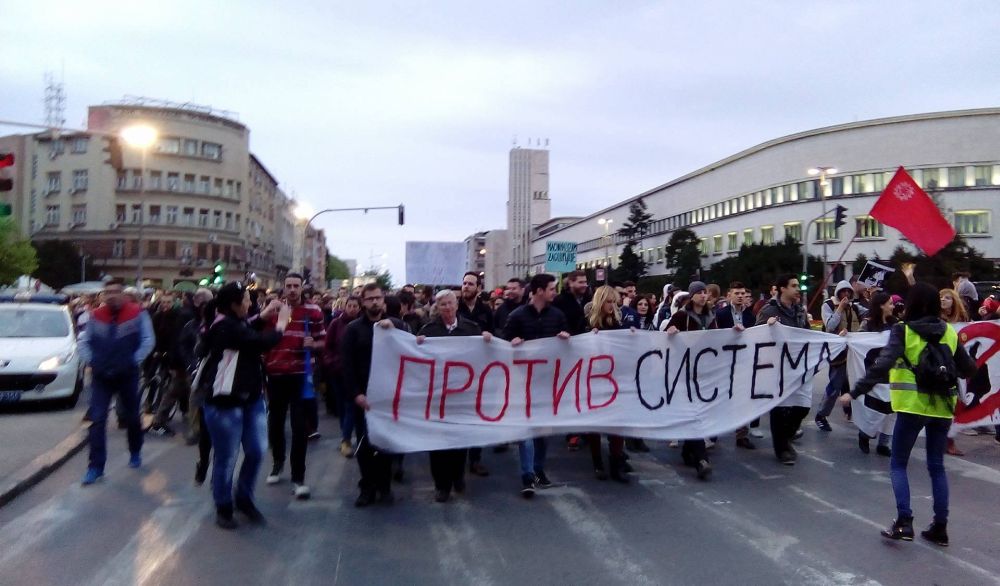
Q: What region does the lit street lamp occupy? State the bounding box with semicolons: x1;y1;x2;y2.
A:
598;218;614;283
121;124;158;287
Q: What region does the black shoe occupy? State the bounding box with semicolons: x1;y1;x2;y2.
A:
215;505;237;530
378;489;395;505
194;460;208;486
627;438;651;453
520;474;536;498
533;470;552;489
609;457;630;484
696;459;713;480
792;428;804;441
778;451;796;466
234;498;266;525
469;462;489;477
921;522;949;546
354;490;376;508
736;437;756;450
453;479;466;494
594;466;609;481
434;489;450;503
858;434;871;454
876;444;892;457
815;416;832;432
148;424;176;437
621;460;634;473
881;516;914;541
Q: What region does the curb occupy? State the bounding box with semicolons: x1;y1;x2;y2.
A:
0;424;88;508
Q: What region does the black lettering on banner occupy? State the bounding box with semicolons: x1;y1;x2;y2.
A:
693;347;719;402
779;342;809;397
813;342;833;375
664;347;692;404
721;344;747;399
751;342;776;399
635;349;664;410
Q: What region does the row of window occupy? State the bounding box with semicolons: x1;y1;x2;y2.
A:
115;169;242;198
155;137;223;161
574;211;991;268
45;137;90;156
44;170;90;193
105;239;281;272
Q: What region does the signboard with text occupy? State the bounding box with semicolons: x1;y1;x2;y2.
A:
545;241;578;273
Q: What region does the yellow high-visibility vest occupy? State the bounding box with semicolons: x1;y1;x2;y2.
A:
888;324;959;419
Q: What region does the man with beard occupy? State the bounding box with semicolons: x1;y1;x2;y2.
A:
343;283;409;507
494;278;525;333
553;271;590;450
457;271;494;476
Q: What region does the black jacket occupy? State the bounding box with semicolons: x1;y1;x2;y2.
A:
665;302;717;332
502;304;568;341
715;305;755;329
494;298;522;336
198;315;282;408
458;298;494;334
342;314;409;398
851;317;977;397
552;290;588;336
418;316;482;338
754;298;810;329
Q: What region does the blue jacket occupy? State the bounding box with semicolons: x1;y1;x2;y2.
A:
79;301;155;380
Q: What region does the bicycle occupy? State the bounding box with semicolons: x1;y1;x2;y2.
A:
140;352;175;418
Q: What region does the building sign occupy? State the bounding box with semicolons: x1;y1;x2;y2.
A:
544;241;577;273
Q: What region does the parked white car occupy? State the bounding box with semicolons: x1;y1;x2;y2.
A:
0;295;84;408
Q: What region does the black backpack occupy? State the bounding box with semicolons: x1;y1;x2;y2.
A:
902;328;958;395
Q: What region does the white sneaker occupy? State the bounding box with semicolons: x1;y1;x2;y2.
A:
293;483;311;500
668;440;679;448
749;429;764;439
705;438;716;449
266;473;280;485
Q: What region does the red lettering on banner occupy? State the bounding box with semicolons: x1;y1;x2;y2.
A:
476;361;510;422
439;361;475;419
552;358;583;415
393;355;436;421
513;359;547;419
586;355;619;410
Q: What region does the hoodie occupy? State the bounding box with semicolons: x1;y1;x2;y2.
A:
822;280;867;334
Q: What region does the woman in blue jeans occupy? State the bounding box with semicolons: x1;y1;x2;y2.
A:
844;282;977;546
198;282;285;529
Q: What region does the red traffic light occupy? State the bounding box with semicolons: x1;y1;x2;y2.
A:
0;153;14;168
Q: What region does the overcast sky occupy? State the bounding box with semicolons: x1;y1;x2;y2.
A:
4;1;999;282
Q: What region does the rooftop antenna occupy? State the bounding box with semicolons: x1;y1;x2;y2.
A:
44;71;66;130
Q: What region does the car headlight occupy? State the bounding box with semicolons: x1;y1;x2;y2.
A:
38;349;75;371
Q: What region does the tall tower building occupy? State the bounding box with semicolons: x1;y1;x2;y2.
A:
506;147;550;277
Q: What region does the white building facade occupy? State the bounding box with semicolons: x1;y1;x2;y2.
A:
530;109;1000;281
507;147;550;279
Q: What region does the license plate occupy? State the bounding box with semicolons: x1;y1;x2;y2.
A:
0;390;22;403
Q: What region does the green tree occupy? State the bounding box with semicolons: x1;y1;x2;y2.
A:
32;240;99;290
707;235;823;309
0;218;38;286
882;235;999;294
326;253;351;281
665;228;701;288
852;253;869;275
361;269;394;291
617;198;654;248
612;243;646;282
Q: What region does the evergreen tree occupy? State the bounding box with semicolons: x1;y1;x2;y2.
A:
613;244;646;282
32;240;99;290
0;218;38;286
665;228;701;287
617;198;654;248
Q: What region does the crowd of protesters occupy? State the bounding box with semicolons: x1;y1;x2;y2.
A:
69;266;999;544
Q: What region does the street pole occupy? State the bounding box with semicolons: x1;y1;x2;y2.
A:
135;147;146;287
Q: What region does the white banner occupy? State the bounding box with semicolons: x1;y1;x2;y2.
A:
845;322;1000;432
367;325;847;452
846;331;894;438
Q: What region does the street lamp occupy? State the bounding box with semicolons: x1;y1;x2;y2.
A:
120;124;158;287
598;218;614;283
806;166;838;300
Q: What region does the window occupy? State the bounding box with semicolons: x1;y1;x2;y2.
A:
167;173;180;191
713;235;723;254
131;169;142;190
183;174;195;193
213;210;222;228
197;243;208;258
71;204;86;225
974;165;994;186
183;139;198;157
921;168;940;189
743;228;754;245
831;177;844;196
947;166;967;188
213;178;223;196
202;142;222;160
149;171;162;190
852;174;871;194
147;240;159;257
954;211;989;235
784;222;802;242
199;176;210;194
815;219;840;242
198;209;209;227
789;184;799;202
754;191;763;208
855;216;884;239
164;240;177;258
727;232;738;251
51;139;64;154
157;138;180;154
166;206;178;224
182;207;195;226
763;189;773;206
112;240;125;258
130;204;142;224
873;171;888;192
46;171;61;193
71;137;88;154
72;170;88;190
116;204;126;223
180;242;193;260
45;205;60;226
149;205;161;224
699;238;709;256
225;180;234;197
225;212;233;230
761;226;774;245
799;181;815;200
745;194;754;211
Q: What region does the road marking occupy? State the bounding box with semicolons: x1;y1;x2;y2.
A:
546;486;656;586
429;501;496;586
738;462;785;480
788;485;1000;585
798;452;835;467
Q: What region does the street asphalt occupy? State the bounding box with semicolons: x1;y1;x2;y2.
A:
1;380;999;586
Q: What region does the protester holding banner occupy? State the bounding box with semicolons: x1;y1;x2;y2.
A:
664;281;717;480
855;291;897;456
633;295;658;331
844;282;978;546
716;282;760;449
494;278;526;333
940;288;969;456
416;289;491;502
815;281;867;432
458;272;495;477
199;282;285;529
502;273;571;498
756;274;812;465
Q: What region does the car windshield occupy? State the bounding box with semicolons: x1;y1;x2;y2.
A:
0;308;70;338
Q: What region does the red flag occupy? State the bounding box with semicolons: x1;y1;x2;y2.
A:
870;167;955;256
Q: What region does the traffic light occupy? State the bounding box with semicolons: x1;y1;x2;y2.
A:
834;205;848;229
0;152;14;192
103;137;123;169
397;204;405;226
800;272;810;294
212;261;225;285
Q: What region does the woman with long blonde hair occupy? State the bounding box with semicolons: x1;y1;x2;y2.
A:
584;286;628;483
939;289;968;324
